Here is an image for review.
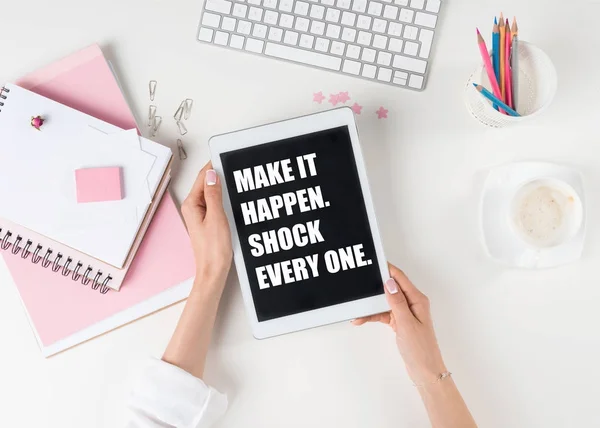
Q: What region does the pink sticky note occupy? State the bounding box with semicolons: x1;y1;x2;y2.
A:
75;167;123;203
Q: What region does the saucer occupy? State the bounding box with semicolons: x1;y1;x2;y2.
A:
480;162;586;268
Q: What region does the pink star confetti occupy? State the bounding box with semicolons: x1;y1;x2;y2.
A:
338;91;351;104
350;103;363;115
376;106;388;119
328;93;340;106
313;91;325;104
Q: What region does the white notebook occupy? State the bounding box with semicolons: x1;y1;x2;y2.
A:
0;84;172;290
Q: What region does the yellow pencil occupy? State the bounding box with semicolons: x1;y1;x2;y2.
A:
499;13;505;102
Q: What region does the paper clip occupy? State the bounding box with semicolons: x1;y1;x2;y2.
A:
149;80;157;101
176;120;188;136
148;105;157;127
151;116;162;138
184;99;193;120
177;139;188;160
174;101;185;122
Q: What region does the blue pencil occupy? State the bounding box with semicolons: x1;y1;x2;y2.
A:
473;83;520;117
491;18;500;111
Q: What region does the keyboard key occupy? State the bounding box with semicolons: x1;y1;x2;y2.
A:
403;25;418;40
326;24;341;38
415;11;437;28
284;30;299;45
263;0;278;8
373;34;388;49
268;27;284;41
337;0;351;9
325;8;341;22
221;16;236;31
372;18;387;33
367;1;383;15
409;0;424;9
202;12;221;28
265;42;342;70
394;0;408;4
198;27;214;42
425;0;440;13
399;8;414;22
237;19;252;34
310;4;325;19
377;67;392;82
361;47;376;62
404;41;418;56
205;0;232;14
387;21;403;36
383;4;398;19
418;28;434;58
408;74;424;89
341;27;357;42
229;34;245;48
346;44;361;59
253;23;268;38
295;17;310;31
321;0;335;5
377;50;392;65
214;31;229;45
310;20;326;35
362;63;377;78
352;0;367;12
342;59;362;75
393;70;408;85
264;10;279;24
279;0;294;11
357;31;372;45
315;37;330;51
341;11;356;26
248;0;261;5
357;15;372;29
388;37;403;52
232;3;248;17
280;13;294;28
392;54;426;73
245;37;264;52
294;1;310;15
299;33;315;48
248;6;263;21
330;40;345;55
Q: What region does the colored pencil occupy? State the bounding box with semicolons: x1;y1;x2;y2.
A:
498;13;506;102
505;18;513;109
492;19;500;110
511;18;519;111
473;84;520;116
476;29;504;113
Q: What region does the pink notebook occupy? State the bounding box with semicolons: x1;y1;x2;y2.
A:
2;45;197;357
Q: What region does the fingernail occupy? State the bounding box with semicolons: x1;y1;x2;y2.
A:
206;169;217;186
385;278;399;294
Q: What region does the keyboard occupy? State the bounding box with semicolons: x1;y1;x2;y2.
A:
197;0;442;90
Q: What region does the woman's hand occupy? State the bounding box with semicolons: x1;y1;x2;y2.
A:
181;162;233;295
353;263;446;385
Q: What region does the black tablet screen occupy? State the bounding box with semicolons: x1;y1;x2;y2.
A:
220;126;383;322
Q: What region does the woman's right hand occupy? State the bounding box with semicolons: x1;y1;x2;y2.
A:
353;263;447;385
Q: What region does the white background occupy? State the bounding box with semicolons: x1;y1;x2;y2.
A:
1;0;600;427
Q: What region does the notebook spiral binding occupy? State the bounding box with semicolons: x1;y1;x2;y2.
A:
0;227;112;294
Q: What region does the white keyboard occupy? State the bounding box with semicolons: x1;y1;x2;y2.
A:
197;0;442;90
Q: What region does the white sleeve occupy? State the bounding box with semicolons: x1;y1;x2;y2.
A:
126;359;228;428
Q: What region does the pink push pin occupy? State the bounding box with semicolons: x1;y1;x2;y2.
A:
31;115;45;131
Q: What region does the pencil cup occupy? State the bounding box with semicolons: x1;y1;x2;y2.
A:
464;41;557;128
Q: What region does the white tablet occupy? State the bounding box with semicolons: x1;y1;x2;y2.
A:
209;107;389;339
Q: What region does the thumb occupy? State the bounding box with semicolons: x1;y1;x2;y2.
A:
384;278;413;322
204;169;225;213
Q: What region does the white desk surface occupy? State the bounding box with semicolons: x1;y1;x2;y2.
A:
1;0;600;426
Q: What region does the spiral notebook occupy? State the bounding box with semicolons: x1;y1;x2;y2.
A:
0;84;173;292
1;44;196;356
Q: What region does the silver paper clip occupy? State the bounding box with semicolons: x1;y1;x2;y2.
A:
176;120;188;136
149;80;157;101
148;105;157;127
177;139;188;160
174;101;185;122
151;116;162;137
184;99;193;120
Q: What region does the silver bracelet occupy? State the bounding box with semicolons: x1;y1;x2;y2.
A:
412;371;452;388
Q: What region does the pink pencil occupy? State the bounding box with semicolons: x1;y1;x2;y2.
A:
504;19;513;109
476;28;504;113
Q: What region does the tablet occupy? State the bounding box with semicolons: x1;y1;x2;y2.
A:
210;107;389;338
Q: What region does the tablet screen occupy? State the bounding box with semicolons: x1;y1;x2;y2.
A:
221;126;383;322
